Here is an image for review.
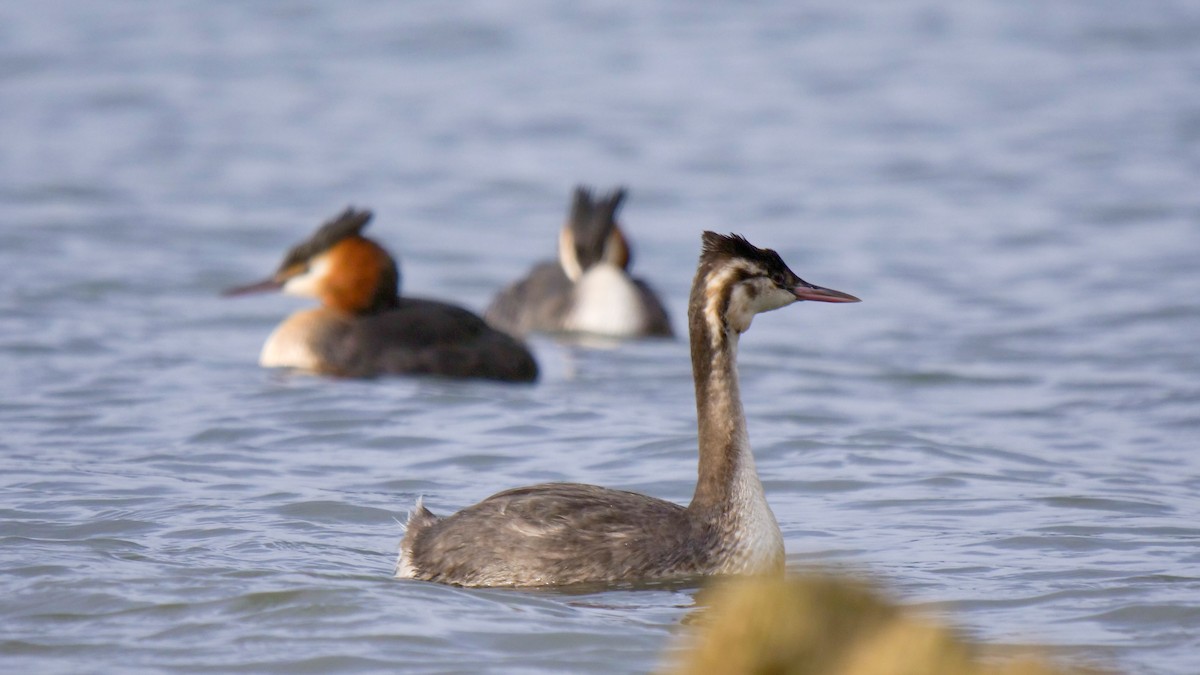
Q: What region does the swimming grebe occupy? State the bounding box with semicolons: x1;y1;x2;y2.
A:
484;186;673;338
396;232;859;586
223;208;539;382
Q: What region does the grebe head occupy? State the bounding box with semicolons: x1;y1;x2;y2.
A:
224;208;401;315
558;186;632;282
694;232;860;334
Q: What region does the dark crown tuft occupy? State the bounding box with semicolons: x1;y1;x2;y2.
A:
280;207;374;270
701;231;765;263
699;231;793;278
568;186;626;270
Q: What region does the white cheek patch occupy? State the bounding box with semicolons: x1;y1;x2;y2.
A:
756;284;798;313
558;226;584;282
725;279;796;333
726;285;758;333
281;256;330;298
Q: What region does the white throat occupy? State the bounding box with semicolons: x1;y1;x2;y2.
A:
709;332;783;573
723;435;783;573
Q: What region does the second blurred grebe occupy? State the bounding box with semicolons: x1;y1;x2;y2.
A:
224;208;538;382
396;232;859;586
485;186;673;338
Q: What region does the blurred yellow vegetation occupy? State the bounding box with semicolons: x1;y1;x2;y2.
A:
664;574;1108;675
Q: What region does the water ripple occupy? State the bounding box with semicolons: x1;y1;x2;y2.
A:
3;1;1199;674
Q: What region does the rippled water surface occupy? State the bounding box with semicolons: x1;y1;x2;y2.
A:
3;2;1199;673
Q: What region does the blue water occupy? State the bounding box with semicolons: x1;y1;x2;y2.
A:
2;1;1199;673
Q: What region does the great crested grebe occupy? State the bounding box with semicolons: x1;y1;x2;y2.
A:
484;186;673;338
224;208;538;382
396;232;859;586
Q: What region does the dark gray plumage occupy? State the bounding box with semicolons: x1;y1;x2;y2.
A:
304;298;539;381
484;186;672;338
225;208;538;383
396;231;860;587
402;483;718;587
278;208;374;273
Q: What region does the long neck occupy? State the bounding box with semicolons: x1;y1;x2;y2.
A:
686;285;757;519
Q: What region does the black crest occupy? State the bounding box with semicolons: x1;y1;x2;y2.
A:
698;232;799;292
701;231;787;269
567;186;626;270
279;207;374;270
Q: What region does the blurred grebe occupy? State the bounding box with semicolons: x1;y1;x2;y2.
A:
396;231;859;586
223;208;538;382
484;186;673;338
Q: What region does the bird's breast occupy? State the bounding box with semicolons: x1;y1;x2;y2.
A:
565;264;648;337
259;308;348;373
